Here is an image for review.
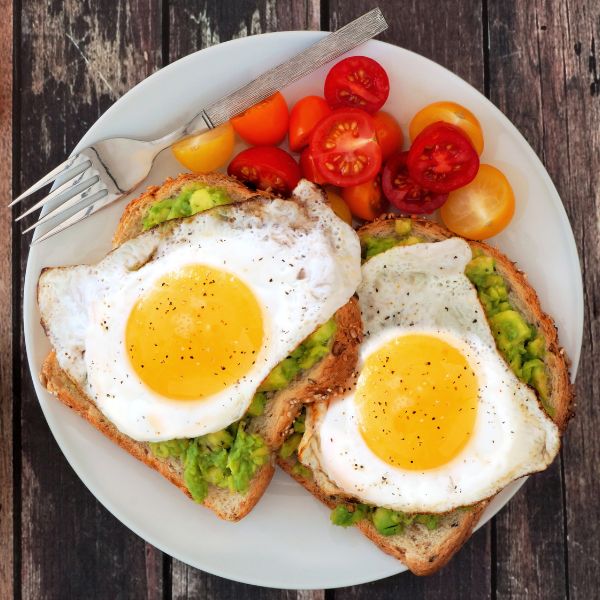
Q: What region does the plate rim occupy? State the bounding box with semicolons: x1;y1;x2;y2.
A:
23;30;583;589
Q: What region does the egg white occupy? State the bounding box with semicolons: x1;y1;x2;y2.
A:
299;238;560;514
38;189;361;442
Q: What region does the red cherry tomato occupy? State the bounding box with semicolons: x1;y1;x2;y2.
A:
342;177;386;221
382;151;448;214
288;96;332;152
299;147;327;184
324;56;390;113
231;92;289;146
373;111;404;160
407;122;479;193
228;146;301;195
309;109;382;188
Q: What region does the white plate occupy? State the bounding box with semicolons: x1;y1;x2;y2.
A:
24;32;583;589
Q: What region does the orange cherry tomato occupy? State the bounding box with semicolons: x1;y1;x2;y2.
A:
440;164;515;240
172;122;235;173
299;147;327;184
289;96;332;152
342;177;386;221
231;92;289;145
325;187;353;225
372;111;404;160
409;101;484;155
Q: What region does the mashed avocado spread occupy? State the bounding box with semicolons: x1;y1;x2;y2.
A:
149;319;337;503
142;182;233;230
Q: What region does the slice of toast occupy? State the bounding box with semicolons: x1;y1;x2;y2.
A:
40;173;362;521
279;215;573;572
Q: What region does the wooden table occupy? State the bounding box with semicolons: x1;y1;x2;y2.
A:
1;1;598;598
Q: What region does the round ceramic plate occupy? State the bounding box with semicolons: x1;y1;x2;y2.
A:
24;32;583;589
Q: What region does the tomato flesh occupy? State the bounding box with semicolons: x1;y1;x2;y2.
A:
289;96;331;152
324;56;390;113
172;122;235;173
228;146;300;195
407;122;479;193
310;109;382;187
382;151;448;214
231;92;289;146
342;177;386;221
440;164;515;239
373;111;404;160
299;148;327;184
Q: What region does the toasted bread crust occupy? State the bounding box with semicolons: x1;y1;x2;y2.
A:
278;455;488;575
280;215;572;573
39;173;362;521
40;350;275;520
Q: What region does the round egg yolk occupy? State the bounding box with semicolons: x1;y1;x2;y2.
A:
355;334;478;470
126;264;264;400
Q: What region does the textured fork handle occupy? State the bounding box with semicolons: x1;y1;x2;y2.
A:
155;8;388;148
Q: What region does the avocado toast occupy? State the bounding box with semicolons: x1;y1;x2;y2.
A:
40;173;362;521
279;215;572;574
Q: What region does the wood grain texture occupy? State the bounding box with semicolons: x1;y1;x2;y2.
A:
329;2;490;596
487;1;580;597
0;0;13;598
16;1;165;598
542;1;600;598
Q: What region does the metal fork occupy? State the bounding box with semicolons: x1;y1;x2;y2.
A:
11;8;388;245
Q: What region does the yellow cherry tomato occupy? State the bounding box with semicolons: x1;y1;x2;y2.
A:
325;187;353;225
440;164;515;240
172;122;235;173
409;101;484;155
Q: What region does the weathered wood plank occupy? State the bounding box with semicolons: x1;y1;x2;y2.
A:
17;1;165;598
330;0;489;596
167;0;319;594
544;1;600;599
487;1;576;597
0;0;13;598
168;0;320;64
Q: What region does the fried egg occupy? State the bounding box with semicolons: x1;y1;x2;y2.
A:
38;186;361;442
299;238;560;513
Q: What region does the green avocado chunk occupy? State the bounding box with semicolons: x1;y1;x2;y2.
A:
259;319;337;392
360;222;424;260
142;184;232;230
331;504;370;527
150;418;268;504
465;254;552;414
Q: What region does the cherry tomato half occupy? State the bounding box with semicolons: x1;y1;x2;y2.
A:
342;177;386;221
440;164;515;239
407;122;480;194
172;122;235;173
409;101;484;155
382;151;448;214
324;56;390;113
231;92;289;146
228;146;301;195
373;111;404;160
289;96;331;152
299;147;327;184
310;109;382;188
